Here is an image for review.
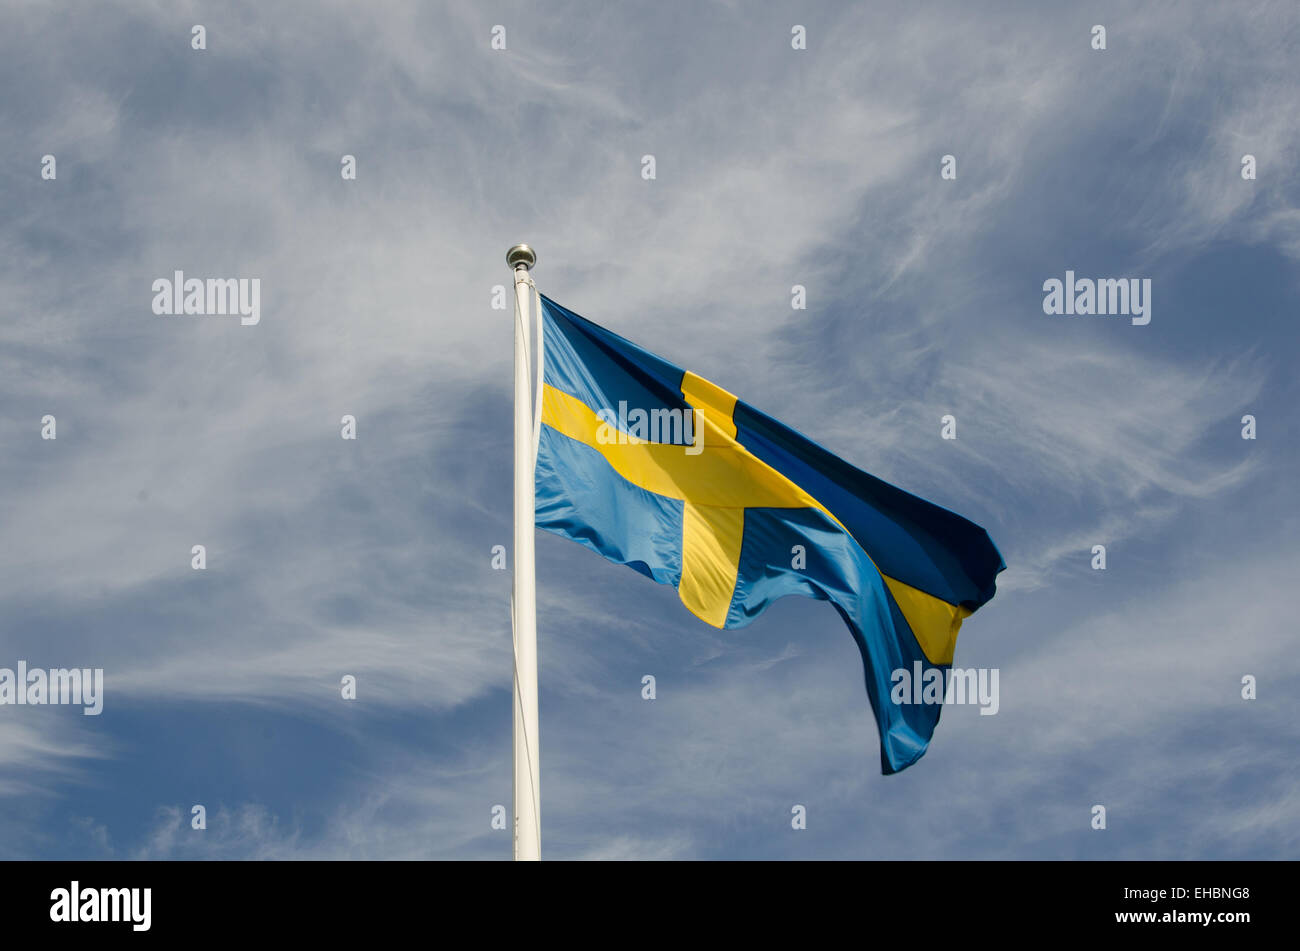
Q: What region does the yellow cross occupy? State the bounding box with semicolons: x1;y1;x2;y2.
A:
540;372;968;664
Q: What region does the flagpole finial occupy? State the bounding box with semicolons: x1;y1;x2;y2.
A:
507;244;536;270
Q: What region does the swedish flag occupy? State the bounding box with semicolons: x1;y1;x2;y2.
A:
535;295;1005;773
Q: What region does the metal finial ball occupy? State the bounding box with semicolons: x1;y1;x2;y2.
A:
506;244;536;270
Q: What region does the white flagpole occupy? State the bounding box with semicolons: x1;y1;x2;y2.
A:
508;244;541;861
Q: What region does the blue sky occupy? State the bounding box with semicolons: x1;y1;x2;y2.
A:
1;0;1296;859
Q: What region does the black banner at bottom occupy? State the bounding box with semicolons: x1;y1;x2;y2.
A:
1;860;1282;938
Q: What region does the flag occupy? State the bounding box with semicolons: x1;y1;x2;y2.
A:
534;295;1005;773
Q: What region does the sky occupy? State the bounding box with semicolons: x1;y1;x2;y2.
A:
0;0;1297;860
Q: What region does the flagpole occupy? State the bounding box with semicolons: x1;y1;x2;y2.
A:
508;243;541;861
